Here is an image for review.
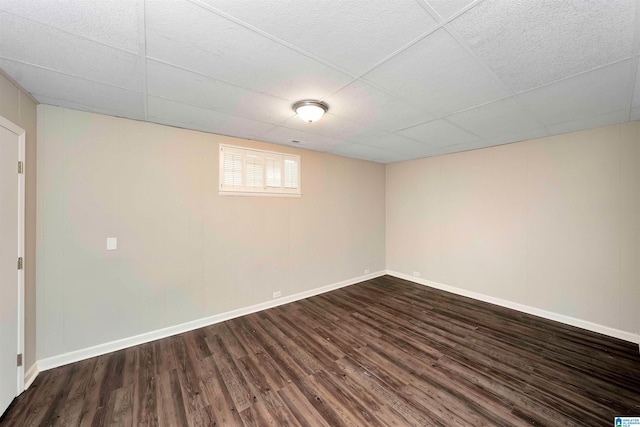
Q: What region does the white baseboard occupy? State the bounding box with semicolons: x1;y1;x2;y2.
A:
23;363;38;390
37;270;386;372
387;270;640;345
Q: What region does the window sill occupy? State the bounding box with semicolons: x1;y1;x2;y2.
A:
218;191;302;198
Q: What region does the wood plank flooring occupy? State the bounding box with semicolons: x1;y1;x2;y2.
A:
2;275;639;426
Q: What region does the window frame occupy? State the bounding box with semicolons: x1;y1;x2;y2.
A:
218;144;302;197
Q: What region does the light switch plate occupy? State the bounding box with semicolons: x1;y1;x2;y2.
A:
106;237;117;250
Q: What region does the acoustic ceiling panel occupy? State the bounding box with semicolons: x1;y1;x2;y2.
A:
0;0;638;163
145;0;352;101
146;60;293;125
147;96;274;140
259;126;346;153
323;80;433;132
363;29;509;117
360;134;433;155
517;60;635;126
279;113;385;142
446;97;544;139
452;0;637;93
425;0;477;20
0;12;143;91
0;0;140;53
199;0;438;75
0;58;145;120
398;118;480;148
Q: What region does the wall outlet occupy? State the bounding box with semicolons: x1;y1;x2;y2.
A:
364;269;370;275
273;291;281;299
413;271;421;277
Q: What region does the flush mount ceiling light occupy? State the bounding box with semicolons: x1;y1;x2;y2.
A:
293;100;328;123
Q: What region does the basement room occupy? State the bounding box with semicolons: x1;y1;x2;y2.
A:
0;0;639;425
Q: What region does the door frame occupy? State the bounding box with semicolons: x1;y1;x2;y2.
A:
0;114;25;395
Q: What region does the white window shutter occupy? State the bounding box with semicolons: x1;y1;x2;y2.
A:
222;148;243;188
283;155;299;190
245;153;264;189
266;154;282;188
219;144;300;196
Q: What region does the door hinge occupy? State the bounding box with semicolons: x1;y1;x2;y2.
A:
17;257;23;270
17;354;22;367
18;161;24;174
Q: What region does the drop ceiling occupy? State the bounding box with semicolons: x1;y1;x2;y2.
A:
1;0;638;163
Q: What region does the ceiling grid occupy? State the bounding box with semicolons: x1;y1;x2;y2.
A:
0;0;637;163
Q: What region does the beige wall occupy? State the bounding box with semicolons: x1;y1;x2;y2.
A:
36;105;386;359
33;103;640;361
0;71;37;370
387;122;640;338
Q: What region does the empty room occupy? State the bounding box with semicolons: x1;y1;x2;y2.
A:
1;0;639;426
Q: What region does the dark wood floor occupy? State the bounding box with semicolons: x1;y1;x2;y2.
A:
2;275;640;426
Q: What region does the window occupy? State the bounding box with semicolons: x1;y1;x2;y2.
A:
219;144;301;196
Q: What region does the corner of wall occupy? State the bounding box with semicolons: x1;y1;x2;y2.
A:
23;363;39;390
386;270;640;345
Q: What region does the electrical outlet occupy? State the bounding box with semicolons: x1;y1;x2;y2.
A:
413;271;421;277
364;269;370;275
273;291;281;299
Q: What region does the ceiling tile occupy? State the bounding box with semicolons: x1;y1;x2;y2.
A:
32;94;145;121
280;113;385;141
146;60;292;124
0;59;144;119
145;0;352;101
0;12;143;91
329;143;405;163
201;0;438;75
147;96;273;140
384;152;433;163
484;127;550;146
363;29;508;116
398;118;479;147
446;97;542;139
425;0;478;20
359;134;431;155
0;0;636;162
517;60;634;126
546;109;630;135
0;0;140;53
258;126;347;152
451;0;636;92
324;80;433;131
419;138;495;157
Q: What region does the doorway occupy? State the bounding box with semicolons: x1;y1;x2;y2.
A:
0;115;25;416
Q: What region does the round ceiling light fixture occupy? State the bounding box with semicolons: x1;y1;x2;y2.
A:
293;100;328;123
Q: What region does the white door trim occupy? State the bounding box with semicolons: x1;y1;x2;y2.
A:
0;114;26;396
